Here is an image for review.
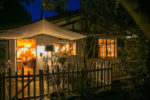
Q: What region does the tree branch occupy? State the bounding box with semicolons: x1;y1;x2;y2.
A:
121;0;150;40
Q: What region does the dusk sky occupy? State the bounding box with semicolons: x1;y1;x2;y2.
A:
21;0;80;21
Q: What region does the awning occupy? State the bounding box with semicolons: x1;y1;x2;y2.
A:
0;19;86;40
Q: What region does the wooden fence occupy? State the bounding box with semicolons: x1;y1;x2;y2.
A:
0;63;112;100
0;60;146;100
111;61;146;81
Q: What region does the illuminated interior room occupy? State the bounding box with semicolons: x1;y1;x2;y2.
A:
98;38;117;58
54;43;76;55
17;39;36;74
0;19;86;74
36;45;52;71
16;38;77;74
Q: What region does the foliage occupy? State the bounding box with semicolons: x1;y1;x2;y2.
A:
79;0;135;34
77;71;90;98
116;35;149;99
0;0;31;25
74;37;98;98
0;74;4;100
57;56;66;65
118;35;148;61
70;68;91;99
40;0;68;13
120;0;150;39
20;0;34;6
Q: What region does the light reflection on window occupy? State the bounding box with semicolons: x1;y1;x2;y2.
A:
17;39;36;74
54;43;76;55
99;39;117;58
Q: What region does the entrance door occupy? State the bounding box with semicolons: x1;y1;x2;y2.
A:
17;39;36;75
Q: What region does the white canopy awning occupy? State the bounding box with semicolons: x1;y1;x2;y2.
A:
0;19;86;40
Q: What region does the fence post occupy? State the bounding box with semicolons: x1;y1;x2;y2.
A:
57;67;60;90
9;68;12;100
0;73;3;100
2;72;5;100
97;66;99;87
80;68;83;96
85;63;88;95
42;70;44;99
76;64;79;90
90;65;91;83
62;68;65;91
28;71;30;99
94;65;96;86
47;66;50;98
33;66;36;100
67;65;69;94
110;62;112;90
40;70;44;100
101;62;103;86
22;67;24;100
104;62;106;88
15;72;18;100
39;70;42;100
52;69;54;92
107;61;111;87
0;73;1;100
72;68;74;91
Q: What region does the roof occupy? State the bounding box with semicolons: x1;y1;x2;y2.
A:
0;19;86;40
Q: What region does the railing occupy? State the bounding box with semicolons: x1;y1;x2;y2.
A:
0;64;112;100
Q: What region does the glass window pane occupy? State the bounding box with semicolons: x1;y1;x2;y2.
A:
99;38;117;58
111;39;114;44
54;43;76;55
103;41;106;57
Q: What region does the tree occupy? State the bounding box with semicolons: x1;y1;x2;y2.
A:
40;0;68;19
119;0;150;78
120;0;150;40
78;0;149;99
79;0;139;36
0;0;31;26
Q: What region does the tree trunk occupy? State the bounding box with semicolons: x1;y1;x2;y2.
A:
147;40;150;75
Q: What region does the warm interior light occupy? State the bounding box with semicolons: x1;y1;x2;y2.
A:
99;39;116;58
17;39;36;75
54;43;76;55
37;46;47;57
26;44;31;48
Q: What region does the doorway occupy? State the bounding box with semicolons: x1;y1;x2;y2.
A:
16;39;36;75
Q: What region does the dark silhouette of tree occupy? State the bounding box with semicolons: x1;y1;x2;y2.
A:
40;0;68;19
79;0;137;35
0;0;31;25
121;0;150;39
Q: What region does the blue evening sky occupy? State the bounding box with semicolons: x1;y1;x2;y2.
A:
21;0;80;21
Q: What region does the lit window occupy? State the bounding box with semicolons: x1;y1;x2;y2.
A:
99;39;117;58
54;43;76;55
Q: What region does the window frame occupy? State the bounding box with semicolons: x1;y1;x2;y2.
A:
98;38;117;58
54;42;76;56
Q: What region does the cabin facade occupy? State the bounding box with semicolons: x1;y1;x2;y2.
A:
0;18;86;74
0;11;142;75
